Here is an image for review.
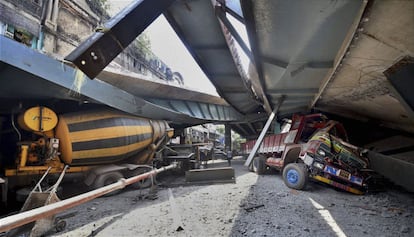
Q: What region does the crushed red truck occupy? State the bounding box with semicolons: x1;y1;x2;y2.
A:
241;114;382;195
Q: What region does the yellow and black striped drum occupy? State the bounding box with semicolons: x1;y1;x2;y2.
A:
55;110;170;166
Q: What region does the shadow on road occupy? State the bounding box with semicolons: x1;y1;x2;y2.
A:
229;159;414;237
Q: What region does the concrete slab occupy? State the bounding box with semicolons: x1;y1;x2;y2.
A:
368;151;414;192
185;167;235;184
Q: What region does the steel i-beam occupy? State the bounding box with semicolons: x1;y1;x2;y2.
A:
65;0;175;79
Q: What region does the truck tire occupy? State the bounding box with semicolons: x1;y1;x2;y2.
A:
253;157;266;175
282;163;308;190
129;167;155;189
130;176;154;189
55;219;66;232
93;171;123;196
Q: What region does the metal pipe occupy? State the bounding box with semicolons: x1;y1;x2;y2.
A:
33;167;52;192
243;108;277;167
39;106;43;132
49;165;68;194
244;96;285;167
0;163;177;233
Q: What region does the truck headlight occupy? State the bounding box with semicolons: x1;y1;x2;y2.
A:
303;154;314;166
313;162;324;169
317;149;326;156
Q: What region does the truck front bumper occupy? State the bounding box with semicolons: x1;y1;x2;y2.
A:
313;175;364;195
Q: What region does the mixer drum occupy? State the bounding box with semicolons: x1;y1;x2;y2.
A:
55;110;169;166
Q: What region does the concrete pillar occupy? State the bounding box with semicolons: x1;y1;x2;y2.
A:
225;124;231;152
52;0;59;24
46;0;53;21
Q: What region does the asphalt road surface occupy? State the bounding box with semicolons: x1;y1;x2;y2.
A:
52;157;413;237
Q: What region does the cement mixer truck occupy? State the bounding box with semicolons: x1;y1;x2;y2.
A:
0;106;181;206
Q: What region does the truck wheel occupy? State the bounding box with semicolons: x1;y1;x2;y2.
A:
253;157;265;175
130;176;154;189
93;171;123;196
55;219;66;232
129;167;155;189
282;163;308;190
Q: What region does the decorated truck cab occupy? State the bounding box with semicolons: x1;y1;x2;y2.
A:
242;114;377;194
296;120;370;194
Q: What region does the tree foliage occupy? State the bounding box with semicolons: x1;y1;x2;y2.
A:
216;125;225;135
135;32;152;57
86;0;110;19
232;131;245;151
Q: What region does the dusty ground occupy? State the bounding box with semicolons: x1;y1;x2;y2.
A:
50;157;413;237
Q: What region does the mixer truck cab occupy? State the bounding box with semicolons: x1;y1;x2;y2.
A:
0;106;175;205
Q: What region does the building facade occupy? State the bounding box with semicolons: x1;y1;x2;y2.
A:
184;124;224;146
0;0;184;85
0;0;102;58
